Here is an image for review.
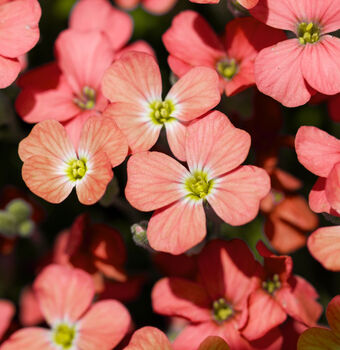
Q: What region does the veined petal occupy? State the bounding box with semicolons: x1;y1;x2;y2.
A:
124;327;172;350
166;67;220;122
0;56;21;88
208;166;270;226
18;120;77;162
308;226;340;271
148;199;206;254
76;151;113;205
152;277;211;322
326;163;340;212
78;116;128;168
295;126;340;177
103;102;161;154
125;151;189;212
102;51;162;104
165;119;187;162
0;328;55;350
297;328;340;350
254;39;310;107
33;265;94;325
327;295;340;336
77;300;130;350
186;111;251;178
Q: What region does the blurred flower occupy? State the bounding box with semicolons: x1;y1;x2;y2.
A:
19;287;44;327
251;0;340;107
328;93;340;123
298;295;340;349
113;0;177;15
163;12;285;96
18;117;128;205
0;0;41;88
0;265;131;350
0;300;14;341
190;0;259;10
126;111;270;254
280;319;307;350
102;51;220;161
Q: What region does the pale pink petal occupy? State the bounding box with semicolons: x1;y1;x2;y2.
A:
124;327;172;350
103;103;161;154
102;51;162;104
78;116;128;168
309;178;334;215
162;11;225;71
165;119;187;161
326;163;340;212
76;152;113;205
77;300;130;350
308;226;340;271
166;67;220;122
237;0;258;9
0;328;55;350
0;55;20;88
168;55;192;77
302;36;340;96
142;0;177;14
125;151;189;212
55;29;114;93
22;155;74;204
18;120;76;162
295;126;340;177
33;264;94;325
186;111;251;177
208;166;270;225
151;278;211;322
198;336;231;350
254;39;311;107
70;0;132;50
0;0;41;58
327;295;340;336
147;200;206;254
0;300;14;340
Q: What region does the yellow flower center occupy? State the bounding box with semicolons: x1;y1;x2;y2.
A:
212;298;234;323
262;274;281;295
217;58;238;80
74;86;96;110
298;22;320;45
67;159;87;181
185;171;214;201
149;100;175;125
53;323;75;349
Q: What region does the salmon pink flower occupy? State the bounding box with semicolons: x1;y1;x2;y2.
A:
124;327;231;350
242;242;322;341
295;126;340;217
125;111;270;254
189;0;259;9
152;240;282;349
18;116;128;205
251;0;340;107
0;264;131;350
113;0;177;15
0;0;41;88
19;287;44;327
298;295;340;350
307;226;340;271
163;12;285;96
102;51;220;161
0;300;14;341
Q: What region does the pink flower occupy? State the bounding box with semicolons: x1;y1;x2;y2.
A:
0;0;41;88
152;239;282;349
113;0;177;15
298;295;340;350
0;300;14;341
242;242;322;341
102;51;220;161
251;0;340;107
18;117;128;205
0;265;131;350
125;111;270;254
307;226;340;271
295;126;340;217
124;327;231;350
163;11;285;96
189;0;259;9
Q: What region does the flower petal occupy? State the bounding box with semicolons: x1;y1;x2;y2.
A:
327;295;340;336
102;51;162;103
0;55;20;88
124;327;172;350
254;39;310;107
198;336;231;350
208;166;270;226
295;126;340;177
148;200;206;254
142;0;177;14
309;177;335;215
152;277;211;323
326;163;340;212
0;300;14;340
33;265;94;325
297;328;340;350
237;0;258;9
125;151;189;212
165;119;187;161
186;111;251;177
308;226;340;271
77;300;130;350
